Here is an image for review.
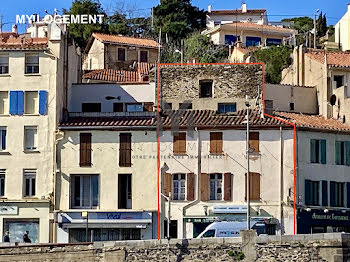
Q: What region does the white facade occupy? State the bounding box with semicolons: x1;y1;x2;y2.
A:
335;4;350;51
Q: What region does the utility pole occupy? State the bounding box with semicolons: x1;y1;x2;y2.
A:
313;9;320;49
245;95;251;230
180;39;184;63
0;15;3;33
151;7;154;31
161;192;171;262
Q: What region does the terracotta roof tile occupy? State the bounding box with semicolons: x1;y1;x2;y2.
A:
221;22;296;33
210;9;266;15
92;33;160;48
0;33;48;50
276;112;350;132
306;51;350;68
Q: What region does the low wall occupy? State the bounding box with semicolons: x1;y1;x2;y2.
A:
0;232;350;261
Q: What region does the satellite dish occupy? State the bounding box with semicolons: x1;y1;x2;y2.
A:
330;95;336;106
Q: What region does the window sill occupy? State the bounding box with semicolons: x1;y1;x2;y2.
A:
0;151;11;155
0;74;10;77
0;114;10;117
209;152;225;156
23;150;40;154
23;114;40;116
79;165;92;168
24;73;41;76
173;153;188;156
22;197;38;200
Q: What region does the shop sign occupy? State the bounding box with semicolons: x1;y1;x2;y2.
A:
311;213;349;221
213;205;247;214
185;217;220;223
0;205;18;215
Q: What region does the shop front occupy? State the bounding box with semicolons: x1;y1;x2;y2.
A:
56;211;155;243
297;208;350;234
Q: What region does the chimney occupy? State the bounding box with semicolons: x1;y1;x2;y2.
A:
242;3;247;13
208;5;212;12
12;24;17;34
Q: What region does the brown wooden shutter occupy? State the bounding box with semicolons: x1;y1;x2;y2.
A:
200;173;209;201
249;132;259;153
224;173;232;201
143;102;154;112
163;173;172;200
173;133;186;154
80;133;91;167
119;133;132;167
245;172;260;201
210;132;223;154
187;173;195;201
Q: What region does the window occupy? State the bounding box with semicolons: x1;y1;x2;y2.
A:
289;102;295;111
0;169;5;197
25;54;39;74
117;48;126;61
334;75;344;88
245;172;260;201
126;103;143;112
179;102;192;110
164;220;178;239
266;38;282;46
118;174;132;209
0;127;6;151
173;174;186;200
0;91;8;115
210;132;223;154
218;103;236;113
173;132;186;154
24;91;38;114
113;103;124;112
330;181;344;207
305;180;320;206
246;36;261;47
210;173;222;200
202;230;215;238
24;126;37;151
82;103;101;112
69;228;140;242
139;51;148;62
80;133;92;167
23;169;36;197
199;80;213;98
335;141;350;166
71;174;99;208
249;132;259;153
310;139;326;164
0;55;9;74
224;35;239;45
119;133;131;167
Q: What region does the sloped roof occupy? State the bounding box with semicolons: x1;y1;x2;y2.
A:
220;22;296;34
209;9;266;15
92;33;160;48
306;51;350;68
276;112;350;132
0;33;48;50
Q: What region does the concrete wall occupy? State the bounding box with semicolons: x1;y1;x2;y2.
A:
68;83;155;112
83;39;105;70
335;4;350;51
264;83;318;114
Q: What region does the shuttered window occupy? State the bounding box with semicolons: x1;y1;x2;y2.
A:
187;173;195;201
210;132;223;154
335;141;350;166
330;181;345;207
304;180;320;206
200;173;209;201
310;139;326;164
80;133;92;167
172;174;185;200
173;132;186;154
245;172;260;201
9;91;24;115
119;133;131;167
210;174;222;200
249;132;259;153
224;173;232;201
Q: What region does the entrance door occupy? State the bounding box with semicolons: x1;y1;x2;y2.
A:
118;174;132;209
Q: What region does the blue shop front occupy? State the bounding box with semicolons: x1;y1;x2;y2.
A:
55;211;157;243
297;208;350;234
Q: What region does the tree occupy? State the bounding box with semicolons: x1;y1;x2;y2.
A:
153;0;206;43
63;0;109;49
253;46;292;84
127;17;154;38
321;14;328;37
108;12;129;36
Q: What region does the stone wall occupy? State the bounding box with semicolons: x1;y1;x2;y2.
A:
1;233;350;262
159;64;263;99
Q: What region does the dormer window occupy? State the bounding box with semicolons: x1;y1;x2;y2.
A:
199;80;213;98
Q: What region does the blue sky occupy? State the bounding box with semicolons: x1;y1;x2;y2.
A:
0;0;348;32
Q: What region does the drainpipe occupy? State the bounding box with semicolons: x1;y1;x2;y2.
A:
295;129;299;233
182;127;201;238
279;126;284;235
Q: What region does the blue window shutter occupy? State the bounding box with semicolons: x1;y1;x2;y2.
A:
321;140;326;164
322;181;328;206
17;91;24;115
39;90;48;115
310;140;316;163
346;142;350;166
9;91;18;115
330;181;335;207
347;183;350;208
305;180;311;205
335;141;341;165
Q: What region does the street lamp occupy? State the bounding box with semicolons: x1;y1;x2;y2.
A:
313;9;320;49
160;192;171;262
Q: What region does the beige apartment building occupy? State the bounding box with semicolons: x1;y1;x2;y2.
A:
83;33;160;71
0;24;80;243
